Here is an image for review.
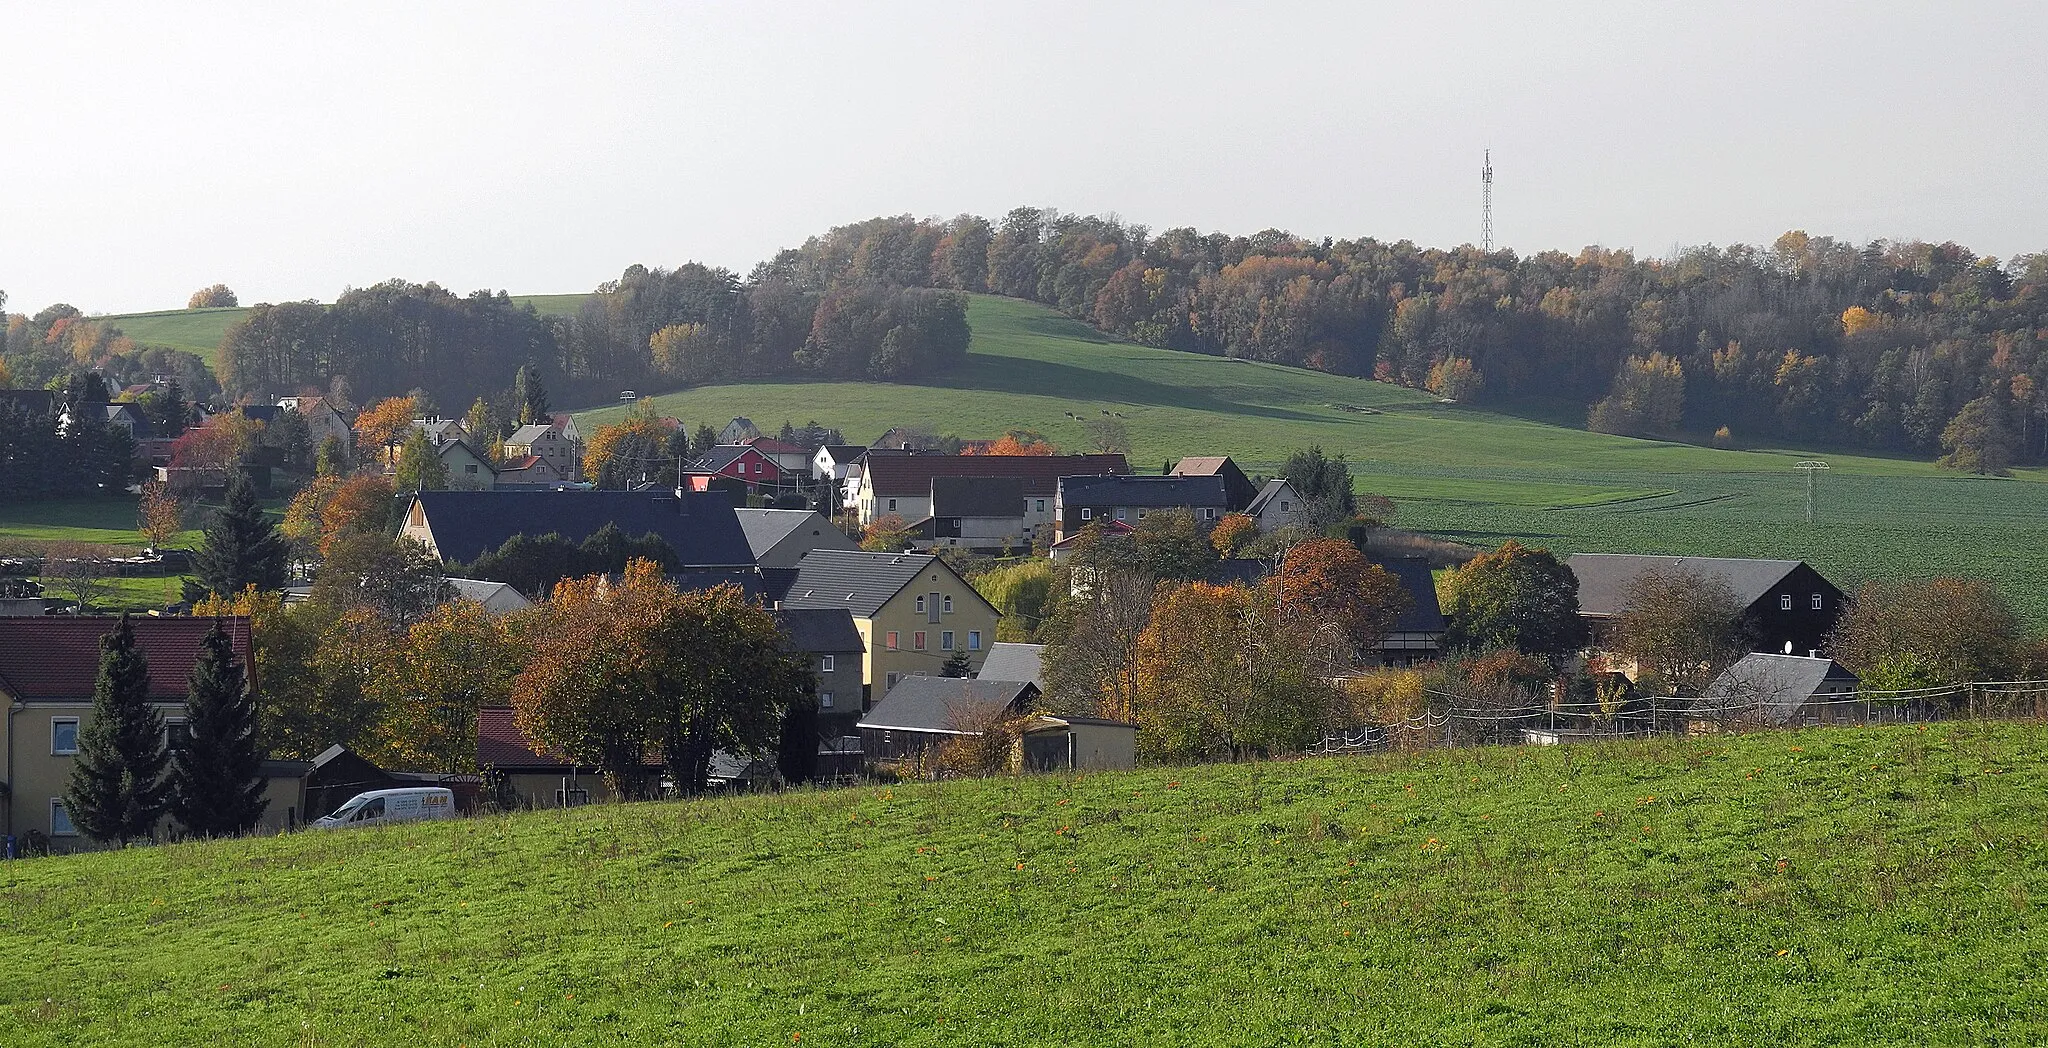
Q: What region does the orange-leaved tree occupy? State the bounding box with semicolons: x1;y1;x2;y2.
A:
1268;538;1409;654
964;429;1056;456
1209;513;1258;558
1132;581;1334;761
137;480;183;551
353;395;418;455
377;599;519;773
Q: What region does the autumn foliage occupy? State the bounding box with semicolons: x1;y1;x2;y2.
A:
1268;538;1409;651
353;395;418;453
1209;513;1257;558
963;429;1056;456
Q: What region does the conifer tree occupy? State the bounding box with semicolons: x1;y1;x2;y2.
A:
193;473;289;597
515;365;550;426
168;620;268;837
65;615;170;845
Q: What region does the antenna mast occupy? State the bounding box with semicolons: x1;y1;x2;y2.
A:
1481;149;1494;252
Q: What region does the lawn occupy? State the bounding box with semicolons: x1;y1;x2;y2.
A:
576;295;2048;623
4;721;2045;1045
0;497;252;613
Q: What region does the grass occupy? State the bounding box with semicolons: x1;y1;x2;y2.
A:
95;294;589;361
0;497;256;613
577;295;2048;624
3;721;2046;1044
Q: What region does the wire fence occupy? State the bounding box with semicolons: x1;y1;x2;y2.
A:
1306;679;2048;755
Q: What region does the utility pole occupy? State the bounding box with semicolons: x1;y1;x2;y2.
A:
1795;460;1829;524
1481;150;1494;252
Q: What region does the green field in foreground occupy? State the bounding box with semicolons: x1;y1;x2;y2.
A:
4;722;2044;1045
96;294;588;360
580;295;2048;624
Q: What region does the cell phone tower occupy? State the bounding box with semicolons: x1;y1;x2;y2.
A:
1481;149;1494;252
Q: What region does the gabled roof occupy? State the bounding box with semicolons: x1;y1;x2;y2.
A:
476;707;659;772
1058;473;1229;508
1205;559;1271;587
860;677;1038;734
1565;554;1817;618
411;418;466;442
931;476;1027;518
780;550;993;619
975;642;1044;688
234;404;283;423
692;445;764;473
501;454;545;471
773;607;865;654
446;578;532;613
863;453;1129;498
408;490;754;567
1049;517;1135;549
670;567;790;602
435;438;490;463
1371;555;1446;634
816;444;865;464
1703;654;1858;724
1170;456;1238;477
506;424;559;445
0;389;57;415
0;616;253;703
732;508;846;560
1245;479;1297;515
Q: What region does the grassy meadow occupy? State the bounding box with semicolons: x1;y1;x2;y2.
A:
3;721;2046;1045
579;295;2048;624
0;498;220;613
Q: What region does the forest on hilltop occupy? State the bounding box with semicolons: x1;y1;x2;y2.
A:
4;211;2045;470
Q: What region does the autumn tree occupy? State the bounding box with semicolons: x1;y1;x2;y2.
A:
861;513;914;553
1587;353;1686;437
1611;567;1748;695
352;395;418;458
64;616;169;845
138;480;183;552
393;427;450;492
377;599;519;772
1080;417;1132;455
1439;541;1589;663
187;284;238;309
1937;396;2019;475
1828;577;2021;689
1209;513;1258;558
972;558;1059;642
1426;356;1484;400
310;534;449;625
964;429;1056;456
1133;582;1337;761
40;541;119;612
1268;538;1408;655
585;404;675;488
167;620;267;838
1040;527;1157;721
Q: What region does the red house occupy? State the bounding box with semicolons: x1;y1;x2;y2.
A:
691;444;787;493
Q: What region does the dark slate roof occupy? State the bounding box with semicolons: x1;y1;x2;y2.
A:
477;707;660;771
931;476;1026;518
692;445;757;473
974;642;1044;688
0;616;253;703
773;608;866;655
411;490;754;567
236;404;283;423
0;389;58;414
864;453;1129;497
779;550;987;618
104;403;152;437
1702;654;1858;724
817;444;865;464
1565;554;1809;617
1059;473;1229;509
1371;556;1446;633
861;677;1038;733
732;509;843;559
671;568;782;601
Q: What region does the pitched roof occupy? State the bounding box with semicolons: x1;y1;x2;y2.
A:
1702;654;1858;724
773;607;865;654
1371;555;1446;633
692;445;761;473
1058;473;1229;508
732;508;841;559
1049;517;1135;549
861;677;1037;733
446;578;532;613
975;642;1044;688
1565;554;1812;617
931;476;1027;518
501;454;545;470
863;453;1129;497
0;389;57;414
743;436;807;455
1170;456;1237;477
0;616;253;703
670;567;790;602
507;424;558;445
1205;559;1271;587
476;706;659;771
1245;479;1296;515
409;490;755;567
780;550;991;618
816;444;865;464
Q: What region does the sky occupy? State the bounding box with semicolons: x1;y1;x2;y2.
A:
3;1;2043;315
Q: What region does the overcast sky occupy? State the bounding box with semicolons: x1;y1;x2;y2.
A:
4;1;2042;315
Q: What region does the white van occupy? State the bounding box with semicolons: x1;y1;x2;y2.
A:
312;788;457;829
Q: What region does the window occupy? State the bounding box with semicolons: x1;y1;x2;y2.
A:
885;672;900;690
1203;507;1217;520
1035;499;1046;513
1116;508;1127;520
1779;594;1793;611
821;654;835;673
915;595;926;614
1137;510;1147;519
165;718;191;753
1280;501;1290;512
1080;507;1092;520
887;498;898;511
820;691;835;709
885;631;899;650
465;464;478;474
1811;593;1824;610
355;798;387;821
941;631;955;651
50;799;76;836
928;592;941;623
914;631;926;650
51;717;79;756
968;630;982;651
943;595;954;614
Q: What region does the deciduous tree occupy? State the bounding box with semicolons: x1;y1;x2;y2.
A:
393;427;449;492
1209;513;1258;558
1611;568;1748;695
1439;541;1589;663
1268;538;1407;654
1828;577;2020;687
353;395;418;457
138;480;183;551
187;284;238;309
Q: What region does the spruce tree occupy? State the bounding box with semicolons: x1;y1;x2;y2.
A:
194;473;289;597
169;620;268;837
515;365;550;426
65;615;170;845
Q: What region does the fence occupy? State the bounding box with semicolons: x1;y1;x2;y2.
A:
1307;679;2048;755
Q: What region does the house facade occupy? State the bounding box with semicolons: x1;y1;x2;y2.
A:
495;453;568;488
856;453;1128;529
742;436;813;477
278;396;354;450
914;476;1032;552
437;439;497;490
1171;456;1259;511
1566;554;1846;658
692;445;789;493
1245;479;1308;531
780;550;1000;696
734;508;861;569
503;421;584;481
1053;474;1229;543
774;608;867;736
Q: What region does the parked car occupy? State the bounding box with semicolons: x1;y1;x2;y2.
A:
311;788;456;829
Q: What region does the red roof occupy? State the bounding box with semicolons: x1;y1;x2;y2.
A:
0;617;254;703
478;707;661;771
501;454;544;470
864;453;1130;497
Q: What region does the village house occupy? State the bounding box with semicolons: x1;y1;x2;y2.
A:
742;435;813;477
277;395;354;450
398;489;756;569
856;452;1129;530
690;444;791;494
1370;555;1447;667
734;508;861;569
1053;473;1229;543
1566;554;1846;659
503;419;584;481
773;607;867;735
1245;479;1309;531
912;476;1033;552
718;417;762;445
1170;456;1259;511
779;550;1000;696
0;617;307;850
857;677;1136;774
494;452;569;488
476;708;653;808
435;438;498;490
1701;653;1861;727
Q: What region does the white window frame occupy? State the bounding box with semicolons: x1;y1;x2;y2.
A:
820;691;835;709
1116;508;1127;520
968;630;982;651
1779;594;1793;611
914;631;926;651
1811;593;1824;610
164;716;190;753
943;595;953;614
887;498;898;512
886;631;899;651
51;799;77;836
1080;507;1092;520
51;717;79;756
1204;507;1217;520
1035;499;1046;512
915;595;926;614
821;654;835;673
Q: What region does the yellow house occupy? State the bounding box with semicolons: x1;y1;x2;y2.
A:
779;550;1000;701
0;616;303;852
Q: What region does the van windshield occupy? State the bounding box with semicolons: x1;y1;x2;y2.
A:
324;799;363;821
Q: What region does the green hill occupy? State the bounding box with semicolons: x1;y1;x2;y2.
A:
96;294;587;361
3;722;2044;1044
582;295;2048;623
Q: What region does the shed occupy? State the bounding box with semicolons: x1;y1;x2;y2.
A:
1700;653;1859;726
